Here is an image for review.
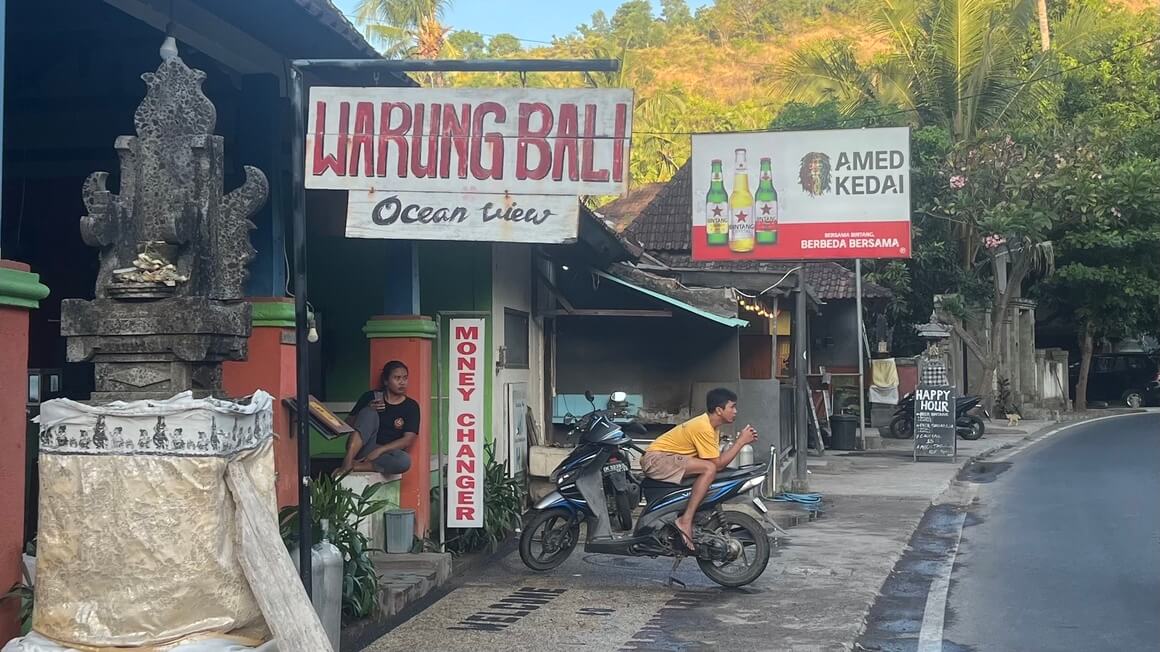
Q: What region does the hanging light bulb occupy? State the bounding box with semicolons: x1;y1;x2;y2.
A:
307;313;319;343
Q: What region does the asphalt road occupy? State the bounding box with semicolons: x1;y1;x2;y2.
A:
861;412;1160;652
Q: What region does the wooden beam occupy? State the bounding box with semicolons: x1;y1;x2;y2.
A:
541;309;672;318
535;269;575;314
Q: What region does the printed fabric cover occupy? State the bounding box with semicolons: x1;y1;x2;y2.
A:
29;391;277;650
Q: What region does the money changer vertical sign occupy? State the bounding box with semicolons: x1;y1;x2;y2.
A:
449;318;486;527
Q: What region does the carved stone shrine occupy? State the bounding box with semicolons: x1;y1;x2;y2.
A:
61;51;269;401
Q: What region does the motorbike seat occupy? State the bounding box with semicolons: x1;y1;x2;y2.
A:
640;466;755;491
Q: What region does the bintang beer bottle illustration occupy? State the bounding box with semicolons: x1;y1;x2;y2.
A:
728;148;755;253
705;159;729;246
755;157;778;244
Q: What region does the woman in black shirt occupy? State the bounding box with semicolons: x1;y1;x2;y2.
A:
340;360;421;476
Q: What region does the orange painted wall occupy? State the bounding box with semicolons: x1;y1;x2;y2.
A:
222;314;298;507
0;302;31;642
367;318;433;537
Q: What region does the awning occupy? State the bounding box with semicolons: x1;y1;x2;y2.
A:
591;268;748;329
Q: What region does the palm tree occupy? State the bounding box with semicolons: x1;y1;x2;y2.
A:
355;0;453;59
777;0;1097;142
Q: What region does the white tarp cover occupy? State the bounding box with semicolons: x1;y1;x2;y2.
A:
25;392;278;650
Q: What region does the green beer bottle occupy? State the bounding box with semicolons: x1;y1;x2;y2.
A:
706;159;728;246
755;157;778;245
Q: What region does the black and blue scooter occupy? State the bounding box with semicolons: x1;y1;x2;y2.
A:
519;391;773;588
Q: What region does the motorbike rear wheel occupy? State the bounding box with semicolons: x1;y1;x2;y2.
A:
889;415;914;439
519;508;580;572
958;415;985;440
614;491;634;531
697;511;770;588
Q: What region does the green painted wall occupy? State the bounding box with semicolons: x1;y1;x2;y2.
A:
417;241;493;457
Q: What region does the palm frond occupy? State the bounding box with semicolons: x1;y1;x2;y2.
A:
776;40;876;114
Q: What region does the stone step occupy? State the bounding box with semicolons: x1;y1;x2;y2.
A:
371;551;453;619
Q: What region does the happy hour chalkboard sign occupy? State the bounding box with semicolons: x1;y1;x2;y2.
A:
913;385;956;461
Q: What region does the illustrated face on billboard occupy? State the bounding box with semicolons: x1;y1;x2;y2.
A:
798;152;832;197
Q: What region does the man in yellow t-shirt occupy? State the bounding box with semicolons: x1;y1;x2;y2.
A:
640;388;757;550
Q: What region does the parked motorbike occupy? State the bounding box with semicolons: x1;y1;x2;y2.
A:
521;391;772;588
889;393;989;440
560;391;642;530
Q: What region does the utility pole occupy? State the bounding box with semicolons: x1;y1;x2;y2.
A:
794;270;809;491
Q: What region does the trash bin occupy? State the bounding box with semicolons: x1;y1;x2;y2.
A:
829;414;859;451
385;508;415;554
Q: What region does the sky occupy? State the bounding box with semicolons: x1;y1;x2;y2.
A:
332;1;672;46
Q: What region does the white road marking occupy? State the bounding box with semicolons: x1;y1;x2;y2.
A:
917;485;975;652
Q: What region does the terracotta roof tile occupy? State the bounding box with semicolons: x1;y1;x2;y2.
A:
596;183;665;232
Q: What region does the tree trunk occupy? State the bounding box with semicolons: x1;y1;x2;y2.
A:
1076;322;1094;411
1037;0;1051;51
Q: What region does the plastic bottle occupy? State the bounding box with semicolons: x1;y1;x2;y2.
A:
293;520;343;652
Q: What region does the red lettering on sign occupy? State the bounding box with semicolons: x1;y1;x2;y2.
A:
410;103;440;178
470;102;505;180
349;102;376;177
552;103;579;182
457;340;477;356
377;102;411;178
457;413;476;428
439;103;471;179
456;471;475;488
455;325;479;340
456;427;476;442
581;104;610;183
312;101;348;177
516;102;553;181
613;102;628;183
458;371;476;388
456;507;475;521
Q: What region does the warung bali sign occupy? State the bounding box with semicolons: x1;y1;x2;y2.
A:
306;88;633;244
448;318;486;528
690;127;911;260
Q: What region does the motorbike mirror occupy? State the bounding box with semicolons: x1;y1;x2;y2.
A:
627;421;648;435
584;390;595;404
610;391;628;403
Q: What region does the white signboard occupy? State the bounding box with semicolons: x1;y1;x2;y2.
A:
690;127;911;260
448;318;486;528
306;87;633;244
506;383;529;479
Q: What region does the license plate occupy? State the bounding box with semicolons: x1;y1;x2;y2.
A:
603;462;628;474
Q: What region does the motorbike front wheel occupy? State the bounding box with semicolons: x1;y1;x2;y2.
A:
519;508;580;572
697;511;771;588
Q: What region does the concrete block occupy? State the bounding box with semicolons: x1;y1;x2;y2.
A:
529;445;572;477
341;473;401;552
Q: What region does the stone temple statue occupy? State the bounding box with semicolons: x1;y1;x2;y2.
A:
61;46;268;401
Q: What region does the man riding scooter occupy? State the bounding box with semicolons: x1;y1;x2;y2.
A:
639;388;758;550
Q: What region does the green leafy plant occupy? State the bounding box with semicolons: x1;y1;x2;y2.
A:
442;442;525;554
2;583;33;636
279;473;389;621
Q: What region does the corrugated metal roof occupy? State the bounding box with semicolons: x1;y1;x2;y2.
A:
593;268;748;328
